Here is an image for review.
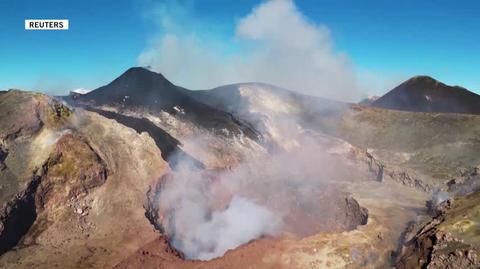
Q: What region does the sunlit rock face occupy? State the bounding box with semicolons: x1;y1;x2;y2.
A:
396;191;480;269
0;91;170;268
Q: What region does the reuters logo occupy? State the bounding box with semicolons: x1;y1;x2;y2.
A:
25;19;69;30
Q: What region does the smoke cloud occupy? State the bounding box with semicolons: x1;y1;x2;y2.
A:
156;161;281;260
150;129;368;260
137;0;365;101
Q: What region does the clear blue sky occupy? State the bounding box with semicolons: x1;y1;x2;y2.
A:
0;0;479;95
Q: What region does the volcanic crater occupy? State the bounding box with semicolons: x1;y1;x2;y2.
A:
145;166;369;261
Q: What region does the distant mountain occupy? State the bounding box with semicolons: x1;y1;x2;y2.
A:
74;67;259;139
371;76;480;114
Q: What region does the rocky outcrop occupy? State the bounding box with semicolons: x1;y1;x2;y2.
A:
344;196;369;229
0;172;41;255
34;133;107;211
384;169;431;192
88;108;204;170
363;149;431;192
144;177;166;234
365;150;385;182
0;133;107;255
396;192;480;268
0;91;78;255
0;91;43;141
0;145;7;171
112;236;189;269
0;90;71;142
0;109;169;268
445;165;480;196
396;218;480;269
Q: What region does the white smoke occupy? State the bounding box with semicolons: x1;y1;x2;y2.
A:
156;161;281;260
137;0;365;101
151;130;367;260
180;196;279;260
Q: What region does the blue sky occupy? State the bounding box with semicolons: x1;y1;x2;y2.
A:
0;0;479;98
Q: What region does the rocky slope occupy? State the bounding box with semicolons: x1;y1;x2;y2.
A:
0;90;72;209
73;67;259;141
396;191;480;268
371;76;480;114
330;105;480;187
189;82;347;149
188;80;480;190
0;91;170;268
70;68;263;168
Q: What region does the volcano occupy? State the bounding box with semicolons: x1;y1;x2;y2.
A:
371;76;480;114
75;67;259;140
77;67;190;109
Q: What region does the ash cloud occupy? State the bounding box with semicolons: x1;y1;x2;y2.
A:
138;0;369;101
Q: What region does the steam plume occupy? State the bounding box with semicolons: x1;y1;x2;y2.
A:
151;133;367;260
138;0;366;101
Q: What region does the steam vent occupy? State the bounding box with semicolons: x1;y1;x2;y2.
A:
2;2;480;267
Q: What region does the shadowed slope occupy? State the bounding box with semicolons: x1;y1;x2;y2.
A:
76;67;259;140
88;108;204;170
371;76;480;114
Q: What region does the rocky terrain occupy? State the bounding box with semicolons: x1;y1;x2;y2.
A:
1;68;479;268
0;91;170;268
396;190;480;268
